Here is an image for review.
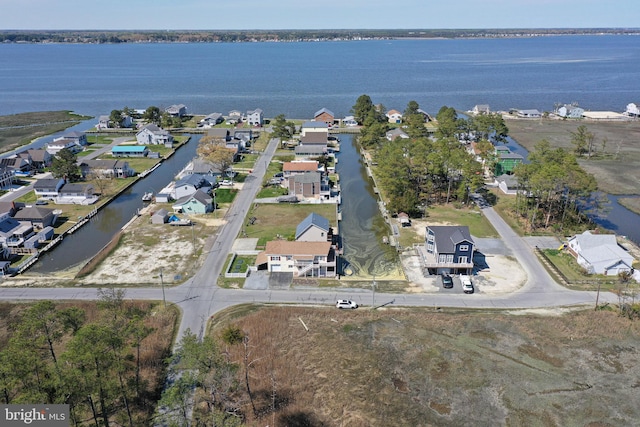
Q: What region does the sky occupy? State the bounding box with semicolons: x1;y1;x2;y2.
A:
1;0;639;30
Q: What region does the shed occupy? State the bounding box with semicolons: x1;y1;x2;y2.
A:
151;208;169;225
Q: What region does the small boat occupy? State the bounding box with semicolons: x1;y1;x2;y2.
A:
142;192;154;202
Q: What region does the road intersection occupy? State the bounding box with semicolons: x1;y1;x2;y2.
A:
0;137;618;344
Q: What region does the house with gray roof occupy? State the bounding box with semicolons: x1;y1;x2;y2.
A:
386;128;409;141
13;206;58;229
295;213;332;242
567;230;635;276
136;124;173;147
314;108;335;126
80;159;135;178
175;174;211;200
246;108;264;126
424;225;475;275
33;178;65;199
172;189;213;215
165;104;187;117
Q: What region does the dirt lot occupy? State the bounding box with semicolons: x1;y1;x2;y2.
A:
506;117;640;196
215;305;640;427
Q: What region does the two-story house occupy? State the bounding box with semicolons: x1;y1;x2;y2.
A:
246;108;264;126
314;108;335;127
174;174;211;200
79;159;136;179
494;147;524;176
136;124;173;147
424;225;475;275
386;109;403;124
261;241;336;278
295;213;332;242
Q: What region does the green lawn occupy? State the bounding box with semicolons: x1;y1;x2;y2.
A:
423;204;498;238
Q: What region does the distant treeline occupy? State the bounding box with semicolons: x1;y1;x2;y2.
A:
1;28;639;43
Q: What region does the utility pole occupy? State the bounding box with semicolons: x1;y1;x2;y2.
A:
372;275;376;307
160;267;166;308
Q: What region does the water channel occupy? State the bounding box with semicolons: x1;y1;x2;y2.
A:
30;133;202;273
335;134;403;280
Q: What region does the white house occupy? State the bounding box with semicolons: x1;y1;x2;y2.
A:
385;128;409;141
300;121;328;137
246;109;264;126
625;103;640;117
386;109;403;124
258;240;336;278
557;105;585;119
517;109;542;118
472;105;490;115
343;116;358;127
136;124;173;147
566;230;635;276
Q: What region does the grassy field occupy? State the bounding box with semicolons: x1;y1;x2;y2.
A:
243;203;337;246
211;305;640;427
0;111;91;153
507;118;640;197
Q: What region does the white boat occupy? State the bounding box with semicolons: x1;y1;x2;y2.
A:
142;192;154;202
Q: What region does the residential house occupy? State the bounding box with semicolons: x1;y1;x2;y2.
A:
25;149;52;171
314;108;335;126
246;108;264;126
494;174;519;195
295;145;327;158
516;109;542;118
174;174;211;200
342;116;358;127
423;225;475;275
282;161;319;179
80;159;135;179
46;131;87;155
165;104;187;117
227;110;243;124
295;213;332;242
494;147;524;176
112;145;149;158
136;124;173;147
199;113;224;127
472;105;490;115
288;171;327;200
557;104;585;119
208;128;231;142
300;121;328;137
33;178;65;200
0;202;18;219
299;132;328;145
97;115;110;129
0;157;30;175
566;230;635;276
172;189;213;214
385;128;409;141
57;183;97;205
260;240;336;278
386;109;403;124
417;109;433;122
13;206;58;229
0;217;34;252
625;103;640;117
0;166;15;189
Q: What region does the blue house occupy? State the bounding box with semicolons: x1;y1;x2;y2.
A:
424;225;475;275
172;189;213;215
112;145;149;157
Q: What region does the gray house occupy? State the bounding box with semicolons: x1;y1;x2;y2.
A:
295;213;332;242
174;174;211;200
424;225;475;275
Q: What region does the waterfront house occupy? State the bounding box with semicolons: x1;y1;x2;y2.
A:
46;139;82;155
343;116;358;127
172;189;213;214
314;108;335;126
79;159;135;179
246;109;264;126
288;171;329;200
566;230;635;276
386;128;409;141
259;240;336;278
57;183;97;205
0;165;16;190
33;178;65;199
0;217;34;253
112;145;149;158
557;104;585;119
494;147;524;176
294;145;327;158
208;128;231;142
386;109;403;124
472;105;490;115
295;213;332;242
199;113;224;127
300;121;329;137
174;174;211;200
136;124;173;147
13;206;58;229
625;103;640;117
25;148;52;171
165;104;187;117
283;161;319;178
423;225;475;275
516;109;542;118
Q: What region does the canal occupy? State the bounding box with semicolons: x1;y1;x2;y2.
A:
335;134;403;279
31;134;202;273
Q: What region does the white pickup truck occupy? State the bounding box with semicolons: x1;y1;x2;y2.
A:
460;275;474;294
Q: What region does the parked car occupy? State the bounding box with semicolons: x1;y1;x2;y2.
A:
336;299;358;309
442;274;454;289
461;275;474;294
35;199;49;205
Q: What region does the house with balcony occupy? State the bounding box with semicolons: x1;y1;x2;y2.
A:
260;241;336;278
79;159;136;179
423;225;475;275
136;124;173;147
246;108;263;126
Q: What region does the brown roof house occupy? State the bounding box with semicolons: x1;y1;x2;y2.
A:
261;240;336;278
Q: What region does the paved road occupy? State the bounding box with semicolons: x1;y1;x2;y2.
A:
0;150;619;345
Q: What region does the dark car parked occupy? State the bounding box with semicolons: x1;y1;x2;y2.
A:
442;274;454;289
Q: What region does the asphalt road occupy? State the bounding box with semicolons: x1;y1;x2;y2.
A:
0;146;619;345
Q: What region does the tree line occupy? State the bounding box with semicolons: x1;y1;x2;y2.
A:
0;291;175;426
352;94;598;232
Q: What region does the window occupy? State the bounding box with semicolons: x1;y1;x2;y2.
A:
460;245;469;252
446;255;454;263
458;256;468;264
271;256;281;261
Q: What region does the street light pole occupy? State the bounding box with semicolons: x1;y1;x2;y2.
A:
160;267;166;308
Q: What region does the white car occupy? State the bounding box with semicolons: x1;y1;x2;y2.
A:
461;275;474;294
336;299;358;309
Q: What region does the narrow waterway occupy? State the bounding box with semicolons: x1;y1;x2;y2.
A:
335;134;402;279
31;134;202;273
